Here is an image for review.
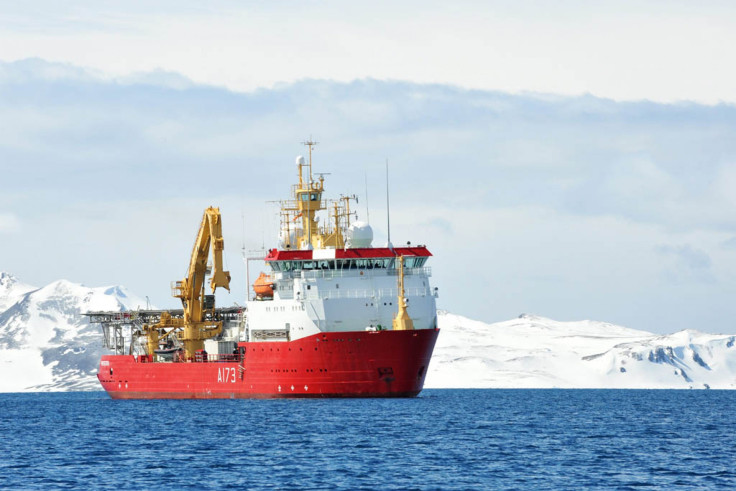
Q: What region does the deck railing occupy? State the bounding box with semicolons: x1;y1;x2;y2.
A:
140;353;242;363
301;286;432;301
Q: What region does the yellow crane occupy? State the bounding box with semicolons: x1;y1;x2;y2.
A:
144;207;231;360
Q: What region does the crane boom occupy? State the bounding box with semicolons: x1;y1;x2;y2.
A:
177;206;231;324
145;207;232;360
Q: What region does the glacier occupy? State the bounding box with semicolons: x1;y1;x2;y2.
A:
0;272;148;391
425;311;736;389
2;271;736;392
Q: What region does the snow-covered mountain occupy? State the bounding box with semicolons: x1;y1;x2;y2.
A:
425;311;736;389
0;272;35;312
3;272;736;391
0;273;148;391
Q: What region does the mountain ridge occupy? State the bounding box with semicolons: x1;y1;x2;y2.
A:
0;272;148;391
2;272;736;391
426;311;736;389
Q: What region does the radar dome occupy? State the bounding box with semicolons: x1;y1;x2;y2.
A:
296;155;306;166
346;221;373;248
278;227;299;249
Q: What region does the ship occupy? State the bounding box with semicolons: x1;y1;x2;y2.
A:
86;141;439;398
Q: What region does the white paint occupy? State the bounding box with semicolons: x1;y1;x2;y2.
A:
246;265;436;341
312;249;336;260
218;367;236;383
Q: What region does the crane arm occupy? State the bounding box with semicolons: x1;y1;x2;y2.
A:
176;207;231;323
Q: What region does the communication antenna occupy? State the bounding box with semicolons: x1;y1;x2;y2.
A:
241;208;246;256
261;207;266;250
301;138;318;185
306;194;312;250
364;172;370;224
385;159;393;249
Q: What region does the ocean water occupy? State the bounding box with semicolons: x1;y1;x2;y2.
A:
1;389;735;490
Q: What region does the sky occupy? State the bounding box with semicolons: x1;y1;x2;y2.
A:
1;1;736;334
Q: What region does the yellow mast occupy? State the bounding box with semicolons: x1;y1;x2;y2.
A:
297;140;324;249
277;140;359;250
392;255;415;331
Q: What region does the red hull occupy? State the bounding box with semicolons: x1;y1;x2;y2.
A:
98;329;439;399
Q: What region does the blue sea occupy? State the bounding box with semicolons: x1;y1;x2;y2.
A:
1;389;735;489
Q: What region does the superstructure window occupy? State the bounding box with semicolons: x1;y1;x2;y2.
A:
372;259;392;269
322;258;427;270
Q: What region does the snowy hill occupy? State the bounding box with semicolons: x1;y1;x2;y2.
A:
0;272;35;312
0;273;148;391
425;312;736;389
2;272;736;391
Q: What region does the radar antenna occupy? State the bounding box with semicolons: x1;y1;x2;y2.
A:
364;172;370;224
385;159;393;249
301;139;319;185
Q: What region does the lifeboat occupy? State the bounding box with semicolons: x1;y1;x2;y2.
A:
253;272;274;299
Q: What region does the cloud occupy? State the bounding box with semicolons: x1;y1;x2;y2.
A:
2;59;736;334
0;57;97;83
655;244;714;284
722;236;736;250
656;244;712;270
0;213;19;234
2;2;736;103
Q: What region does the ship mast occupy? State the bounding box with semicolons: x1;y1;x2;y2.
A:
276;140;362;251
392;255;415;331
300;139;320;249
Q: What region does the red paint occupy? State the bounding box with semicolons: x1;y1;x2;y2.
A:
98;328;439;399
265;247;432;261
